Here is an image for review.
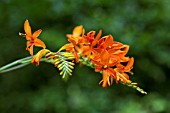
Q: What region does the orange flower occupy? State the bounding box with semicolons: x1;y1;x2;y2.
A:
93;50;133;87
91;35;134;87
21;19;46;55
58;26;134;88
95;35;130;62
58;25;84;62
58;43;79;62
113;57;134;83
80;30;102;57
59;26;102;62
66;25;83;45
32;49;50;66
115;57;134;73
92;49;120;88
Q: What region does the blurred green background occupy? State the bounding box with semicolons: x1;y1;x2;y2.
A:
0;0;170;113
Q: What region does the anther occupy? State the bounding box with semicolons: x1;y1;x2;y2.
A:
19;32;26;37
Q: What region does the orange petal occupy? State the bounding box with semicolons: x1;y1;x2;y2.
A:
33;29;42;38
67;35;79;45
29;44;34;56
24;19;32;36
104;35;114;48
98;37;105;47
117;72;129;83
92;30;102;46
26;36;32;40
26;41;32;48
116;63;124;71
86;31;95;42
34;39;46;49
108;68;116;76
74;51;79;63
82;28;85;37
57;43;74;53
94;66;102;72
116;73;120;84
32;49;50;66
122;73;129;80
73;25;83;37
121;45;129;56
102;70;108;88
112;42;124;49
112;50;125;54
101;50;110;64
124;57;134;72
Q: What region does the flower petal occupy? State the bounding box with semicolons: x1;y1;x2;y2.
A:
73;25;83;37
34;39;46;49
57;43;74;53
92;30;102;46
102;70;108;88
124;57;134;72
26;41;32;48
94;66;102;72
121;45;129;56
32;49;50;66
29;44;34;56
67;35;79;45
74;51;79;63
26;36;32;40
101;50;110;64
33;29;42;38
24;19;32;36
104;35;114;48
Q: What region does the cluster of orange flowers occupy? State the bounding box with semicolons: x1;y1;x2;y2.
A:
20;19;146;94
59;25;134;88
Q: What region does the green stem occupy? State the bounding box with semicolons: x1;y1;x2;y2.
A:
0;56;54;74
0;63;30;73
0;56;33;74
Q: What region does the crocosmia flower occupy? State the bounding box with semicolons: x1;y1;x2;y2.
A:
20;19;46;55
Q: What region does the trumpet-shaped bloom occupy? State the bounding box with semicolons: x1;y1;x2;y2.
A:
79;30;102;57
22;20;46;55
66;25;83;45
32;49;50;66
92;49;120;88
58;25;84;62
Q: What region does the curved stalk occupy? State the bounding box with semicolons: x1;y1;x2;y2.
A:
0;56;54;74
0;56;33;74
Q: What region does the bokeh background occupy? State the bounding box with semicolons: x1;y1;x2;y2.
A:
0;0;170;113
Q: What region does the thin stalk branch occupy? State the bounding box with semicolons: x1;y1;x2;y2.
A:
0;63;30;73
0;56;54;74
0;56;33;73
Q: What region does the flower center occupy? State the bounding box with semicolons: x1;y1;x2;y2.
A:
104;65;108;69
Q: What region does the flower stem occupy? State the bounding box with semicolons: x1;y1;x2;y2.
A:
0;56;54;74
0;56;33;74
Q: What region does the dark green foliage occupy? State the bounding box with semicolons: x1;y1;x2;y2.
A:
0;0;170;113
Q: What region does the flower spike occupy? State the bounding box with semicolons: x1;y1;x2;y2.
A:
0;22;148;94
